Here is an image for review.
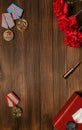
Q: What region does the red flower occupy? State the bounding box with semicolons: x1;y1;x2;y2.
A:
53;0;68;17
53;0;82;48
58;16;78;33
77;32;82;43
64;31;81;48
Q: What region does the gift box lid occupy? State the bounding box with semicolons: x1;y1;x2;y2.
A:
53;92;82;130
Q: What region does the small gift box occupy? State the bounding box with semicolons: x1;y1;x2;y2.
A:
53;92;82;130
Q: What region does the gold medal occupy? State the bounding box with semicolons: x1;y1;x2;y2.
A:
16;19;28;32
3;30;14;41
12;106;22;117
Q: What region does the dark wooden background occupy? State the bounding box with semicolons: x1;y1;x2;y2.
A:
0;0;82;130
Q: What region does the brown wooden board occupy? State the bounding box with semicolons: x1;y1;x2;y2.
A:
0;0;82;130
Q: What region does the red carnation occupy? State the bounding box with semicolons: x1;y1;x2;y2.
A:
64;31;81;48
58;16;78;33
53;0;68;17
77;32;82;43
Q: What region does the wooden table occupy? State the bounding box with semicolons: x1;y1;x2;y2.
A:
0;0;81;130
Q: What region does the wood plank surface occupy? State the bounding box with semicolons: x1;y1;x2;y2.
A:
0;0;81;130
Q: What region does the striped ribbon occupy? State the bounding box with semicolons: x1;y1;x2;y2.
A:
6;92;20;107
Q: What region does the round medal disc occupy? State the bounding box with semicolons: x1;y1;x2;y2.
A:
16;19;28;31
12;106;22;117
66;121;77;130
3;30;14;41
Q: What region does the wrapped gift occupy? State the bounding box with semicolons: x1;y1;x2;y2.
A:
53;92;82;130
7;3;23;20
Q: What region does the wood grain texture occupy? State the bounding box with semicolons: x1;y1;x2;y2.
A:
0;0;81;130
